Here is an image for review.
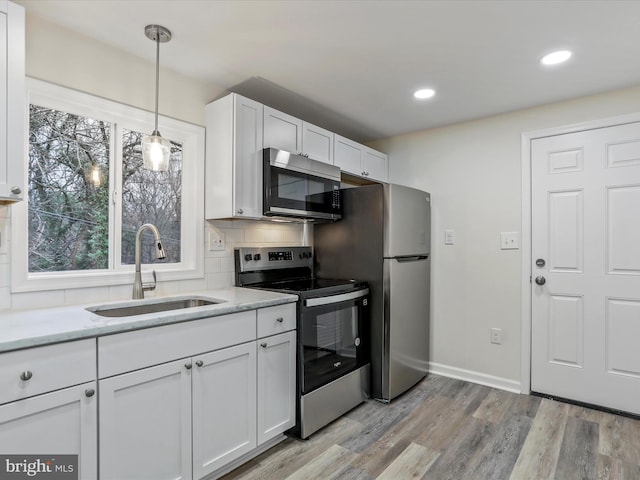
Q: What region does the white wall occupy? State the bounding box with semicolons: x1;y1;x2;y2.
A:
0;13;304;312
370;85;640;389
25;14;221;126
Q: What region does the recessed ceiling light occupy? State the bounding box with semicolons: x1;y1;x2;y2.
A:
414;88;435;100
540;50;572;66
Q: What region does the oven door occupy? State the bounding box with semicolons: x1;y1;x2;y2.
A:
299;288;369;394
263;163;342;221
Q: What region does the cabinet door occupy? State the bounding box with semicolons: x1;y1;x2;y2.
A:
99;359;192;480
334;134;363;175
0;2;25;202
0;381;98;480
302;122;334;164
264;106;302;154
233;95;264;218
192;342;257;479
257;330;296;445
363;147;388;182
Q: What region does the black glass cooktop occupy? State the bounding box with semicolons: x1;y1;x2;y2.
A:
251;277;362;296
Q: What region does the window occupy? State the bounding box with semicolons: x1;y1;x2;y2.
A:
12;79;204;292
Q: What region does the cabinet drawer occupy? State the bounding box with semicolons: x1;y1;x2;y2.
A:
257;303;296;338
0;339;96;405
99;311;256;378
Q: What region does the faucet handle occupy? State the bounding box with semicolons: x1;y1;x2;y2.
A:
142;270;158;292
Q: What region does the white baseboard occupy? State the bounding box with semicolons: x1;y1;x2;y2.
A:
429;362;522;394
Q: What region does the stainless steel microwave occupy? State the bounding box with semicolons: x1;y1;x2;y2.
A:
263;148;342;221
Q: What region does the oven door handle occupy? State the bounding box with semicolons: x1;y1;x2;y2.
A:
305;288;369;307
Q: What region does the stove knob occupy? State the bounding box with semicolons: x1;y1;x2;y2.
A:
307;252;313;259
244;254;253;261
299;253;304;259
254;254;261;261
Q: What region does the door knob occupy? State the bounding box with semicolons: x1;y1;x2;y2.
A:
535;276;546;286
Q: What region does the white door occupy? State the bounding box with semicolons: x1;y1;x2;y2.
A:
192;342;256;479
257;330;296;445
531;121;640;414
0;381;98;479
99;359;192;480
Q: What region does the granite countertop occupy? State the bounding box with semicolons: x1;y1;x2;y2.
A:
0;287;298;353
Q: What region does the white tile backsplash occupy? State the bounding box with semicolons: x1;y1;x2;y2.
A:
0;217;304;311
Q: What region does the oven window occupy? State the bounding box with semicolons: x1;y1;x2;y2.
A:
301;303;362;393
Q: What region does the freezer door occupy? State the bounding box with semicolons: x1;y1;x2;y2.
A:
384;255;430;401
384;184;431;257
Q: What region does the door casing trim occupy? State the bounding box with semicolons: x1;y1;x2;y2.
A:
520;111;640;394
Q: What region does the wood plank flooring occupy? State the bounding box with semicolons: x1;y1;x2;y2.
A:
221;374;640;480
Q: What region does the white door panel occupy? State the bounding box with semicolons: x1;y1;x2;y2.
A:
531;121;640;415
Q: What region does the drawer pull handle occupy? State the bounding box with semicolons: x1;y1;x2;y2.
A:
20;371;33;381
185;363;192;370
195;360;204;367
276;317;284;323
260;343;267;348
85;388;95;398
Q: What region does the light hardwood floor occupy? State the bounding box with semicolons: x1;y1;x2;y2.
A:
222;374;640;480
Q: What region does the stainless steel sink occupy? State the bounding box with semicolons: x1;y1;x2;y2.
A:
87;296;224;318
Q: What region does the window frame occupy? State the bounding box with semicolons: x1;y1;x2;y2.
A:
11;78;205;293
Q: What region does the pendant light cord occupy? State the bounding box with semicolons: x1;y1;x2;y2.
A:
153;33;160;134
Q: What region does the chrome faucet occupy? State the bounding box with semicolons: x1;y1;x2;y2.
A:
132;223;167;299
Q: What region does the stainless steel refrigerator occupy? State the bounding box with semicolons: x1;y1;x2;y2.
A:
314;183;431;402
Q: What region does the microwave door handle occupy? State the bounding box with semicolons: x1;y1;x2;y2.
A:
305;288;370;307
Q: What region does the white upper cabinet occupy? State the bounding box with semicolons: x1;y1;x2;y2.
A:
362;146;389;182
205;93;264;219
205;93;388;219
0;1;25;203
263;106;302;154
264;106;334;164
302;122;334;164
334;134;388;183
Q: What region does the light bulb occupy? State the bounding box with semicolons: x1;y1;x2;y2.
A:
142;133;170;171
540;50;572;66
414;88;436;100
91;164;101;186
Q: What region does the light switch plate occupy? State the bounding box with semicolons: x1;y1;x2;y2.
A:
444;229;455;245
500;232;519;250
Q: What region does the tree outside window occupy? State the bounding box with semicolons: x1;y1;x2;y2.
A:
28;106;183;273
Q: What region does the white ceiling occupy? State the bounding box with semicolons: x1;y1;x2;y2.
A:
14;0;640;142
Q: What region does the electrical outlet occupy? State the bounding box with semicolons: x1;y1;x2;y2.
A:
490;328;503;345
208;231;225;251
500;232;519;250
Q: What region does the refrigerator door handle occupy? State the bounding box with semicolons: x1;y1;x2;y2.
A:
388;254;429;263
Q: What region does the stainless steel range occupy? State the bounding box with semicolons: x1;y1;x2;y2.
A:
235;246;370;439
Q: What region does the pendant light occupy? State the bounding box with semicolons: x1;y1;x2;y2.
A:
141;24;172;171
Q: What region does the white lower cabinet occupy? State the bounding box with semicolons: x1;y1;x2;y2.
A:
192;342;257;479
0;381;98;479
257;330;296;444
99;359;193;480
98;303;297;480
99;344;258;480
